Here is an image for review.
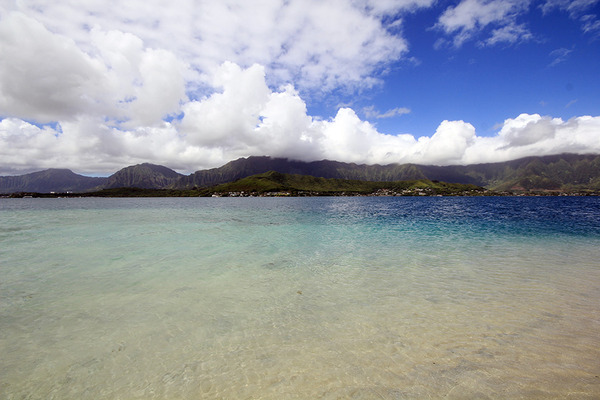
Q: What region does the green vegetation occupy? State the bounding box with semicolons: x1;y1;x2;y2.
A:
6;171;486;197
103;163;184;189
179;154;600;193
479;154;600;192
207;171;485;196
3;154;600;195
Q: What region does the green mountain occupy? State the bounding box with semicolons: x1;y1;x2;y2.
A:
103;163;184;189
177;153;600;192
0;163;184;193
2;153;599;194
0;169;107;194
210;171;484;196
419;153;600;191
176;156;429;188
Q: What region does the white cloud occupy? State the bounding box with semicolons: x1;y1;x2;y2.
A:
418;120;477;165
108;44;189;127
485;23;533;46
0;2;598;176
0;12;108;123
0;12;188;126
497;114;557;148
436;0;532;47
314;108;418;164
179;62;272;149
463;114;600;164
251;85;318;160
355;0;436;15
10;0;417;93
1;62;599;175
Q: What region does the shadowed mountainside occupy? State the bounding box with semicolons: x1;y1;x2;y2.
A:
103;163;184;189
418;153;600;190
176;153;600;192
210;171;483;196
175;157;429;188
2;153;600;194
0;169;107;193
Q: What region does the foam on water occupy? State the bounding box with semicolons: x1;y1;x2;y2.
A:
1;197;599;398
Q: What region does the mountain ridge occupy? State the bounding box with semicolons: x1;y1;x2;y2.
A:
103;163;184;189
0;168;107;193
209;171;484;196
174;153;600;191
2;153;600;194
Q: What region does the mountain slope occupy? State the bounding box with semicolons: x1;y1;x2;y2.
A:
2;153;599;194
0;169;107;193
211;171;483;195
175;156;427;188
419;153;600;190
103;163;184;189
177;153;600;191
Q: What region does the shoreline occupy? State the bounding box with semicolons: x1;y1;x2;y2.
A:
3;189;600;198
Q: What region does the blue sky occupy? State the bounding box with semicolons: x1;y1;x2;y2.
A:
0;0;599;175
316;1;600;137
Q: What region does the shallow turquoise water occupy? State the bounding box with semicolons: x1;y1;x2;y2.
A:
1;197;599;398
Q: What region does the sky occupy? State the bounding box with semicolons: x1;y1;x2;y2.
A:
0;0;599;176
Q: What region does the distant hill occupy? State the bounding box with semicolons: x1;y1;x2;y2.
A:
210;171;483;196
176;153;600;192
0;163;183;193
8;171;485;197
2;153;599;194
103;163;184;189
419;153;600;191
0;169;106;193
176;156;429;188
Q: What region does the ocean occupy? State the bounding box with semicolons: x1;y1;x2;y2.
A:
1;196;599;399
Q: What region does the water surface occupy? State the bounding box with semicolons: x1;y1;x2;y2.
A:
1;197;599;398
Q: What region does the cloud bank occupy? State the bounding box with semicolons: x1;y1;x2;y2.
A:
3;0;427;93
1;58;598;175
0;1;599;175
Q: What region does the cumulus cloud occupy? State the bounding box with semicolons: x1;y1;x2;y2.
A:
0;12;108;123
314;108;417;164
0;12;188;126
463;114;600;163
179;62;282;156
1;61;599;175
10;0;422;93
0;2;598;176
418;120;477;165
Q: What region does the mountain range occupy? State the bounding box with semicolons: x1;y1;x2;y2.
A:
1;153;600;194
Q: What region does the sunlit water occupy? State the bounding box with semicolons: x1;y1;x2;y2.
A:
1;196;599;399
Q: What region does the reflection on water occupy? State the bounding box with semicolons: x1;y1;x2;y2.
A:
1;197;599;398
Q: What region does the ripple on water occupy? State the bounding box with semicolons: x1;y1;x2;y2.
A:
1;197;599;398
